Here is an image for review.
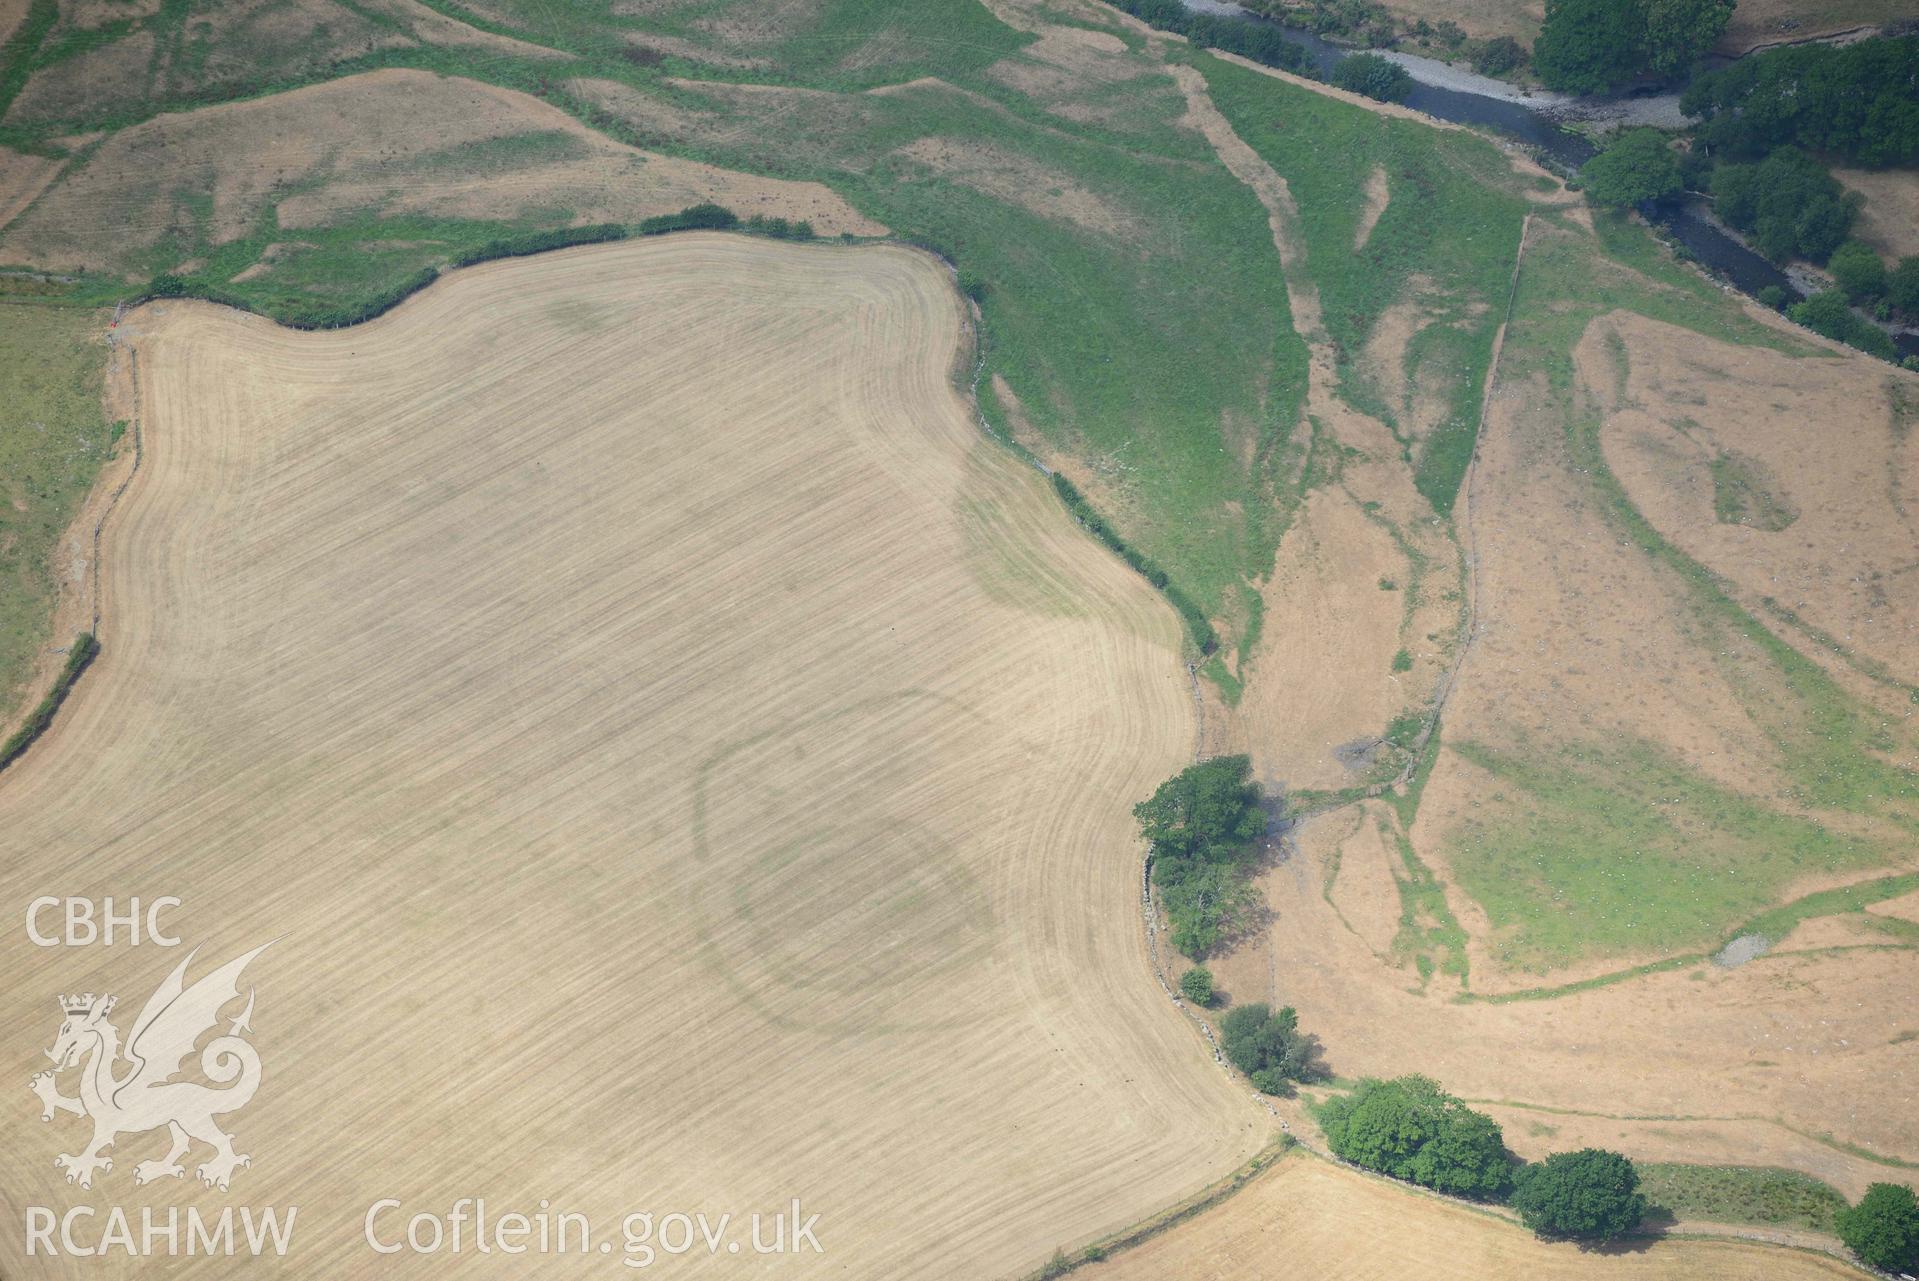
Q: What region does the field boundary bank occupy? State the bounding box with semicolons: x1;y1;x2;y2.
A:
1015;1139;1295;1281
0;632;96;776
127;205;803;332
1017;1136;1881;1278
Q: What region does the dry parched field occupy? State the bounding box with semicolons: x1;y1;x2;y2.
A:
0;236;1266;1277
1082;1153;1867;1281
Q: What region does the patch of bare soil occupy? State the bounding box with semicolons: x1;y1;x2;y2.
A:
1358;275;1468;446
0;0;28;47
690;0;825;46
1834;166;1919;262
975;0;1135;36
1774;911;1897;952
1353;163;1389;250
4;28;159;126
985;24;1152;121
1866;887;1919;925
1323;803;1405;958
1238;488;1410;792
0;146;64;232
893;137;1145;238
627;31;770;68
1591;311;1919;688
1719;0;1914;55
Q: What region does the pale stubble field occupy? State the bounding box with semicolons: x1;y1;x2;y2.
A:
0;234;1268;1278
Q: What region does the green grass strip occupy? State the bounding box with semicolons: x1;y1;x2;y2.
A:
1050;473;1218;655
1637;1162;1848;1232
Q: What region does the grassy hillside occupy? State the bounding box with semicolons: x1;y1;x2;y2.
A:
2;0;1913;991
0;302;110;725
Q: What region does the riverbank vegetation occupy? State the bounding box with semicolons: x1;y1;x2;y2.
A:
1682;35;1919;168
1330;52;1413;102
1535;0;1734;92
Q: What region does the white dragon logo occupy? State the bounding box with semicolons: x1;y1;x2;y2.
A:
29;944;268;1191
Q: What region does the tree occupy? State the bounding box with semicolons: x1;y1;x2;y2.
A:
1330;52;1413;103
1638;0;1734;77
1320;1076;1513;1199
1836;1183;1919;1273
1179;966;1215;1006
1511;1149;1648;1241
1138;756;1268;957
1467;35;1526;76
1683;37;1919;168
1789;290;1897;361
1134;755;1266;867
1219;1003;1316;1093
1887;255;1919;315
1157;859;1259;956
1828;241;1888;303
1580;129;1682;208
1534;0;1641;93
1789;290;1858;341
1710;150;1857;265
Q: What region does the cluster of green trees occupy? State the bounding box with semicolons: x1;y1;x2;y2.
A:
1838;1182;1919;1274
1317;1075;1919;1259
1330;52;1413;103
1828;241;1919;320
1134;755;1267;957
1682;36;1919;167
0;633;97;774
1321;1078;1644;1238
1786;291;1898;361
1320;1076;1515;1200
1178;965;1214;1005
1534;0;1733;93
1708;148;1858;265
1579;129;1684;208
1220;1003;1319;1094
1512;1149;1649;1239
1051;474;1217;654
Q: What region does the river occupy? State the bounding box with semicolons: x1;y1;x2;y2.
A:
1179;0;1919;360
